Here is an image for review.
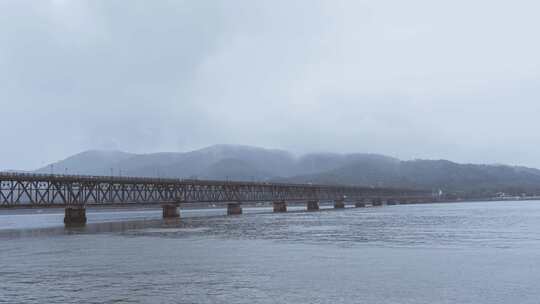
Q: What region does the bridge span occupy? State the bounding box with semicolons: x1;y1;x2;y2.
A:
0;172;433;225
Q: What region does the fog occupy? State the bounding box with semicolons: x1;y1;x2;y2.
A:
1;0;540;170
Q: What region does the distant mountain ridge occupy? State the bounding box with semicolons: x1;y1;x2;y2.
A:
34;144;540;196
35;145;297;179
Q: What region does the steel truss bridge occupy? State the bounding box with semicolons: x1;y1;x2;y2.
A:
0;172;431;208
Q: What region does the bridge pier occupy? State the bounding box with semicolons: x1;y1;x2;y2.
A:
355;201;366;208
227;203;243;215
273;201;287;213
334;200;345;209
64;206;87;226
307;200;320;211
162;204;180;218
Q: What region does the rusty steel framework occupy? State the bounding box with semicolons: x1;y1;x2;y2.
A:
0;172;431;208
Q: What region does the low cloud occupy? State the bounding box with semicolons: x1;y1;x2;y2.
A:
1;0;540;170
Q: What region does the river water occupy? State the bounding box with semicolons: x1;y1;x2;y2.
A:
1;201;540;303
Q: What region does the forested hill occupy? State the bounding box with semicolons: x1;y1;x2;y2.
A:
35;145;540;197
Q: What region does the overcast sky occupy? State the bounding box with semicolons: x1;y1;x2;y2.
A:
1;0;540;170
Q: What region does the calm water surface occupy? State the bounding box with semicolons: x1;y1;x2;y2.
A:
1;201;540;303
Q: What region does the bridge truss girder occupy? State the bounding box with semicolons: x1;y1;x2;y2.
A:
0;173;431;207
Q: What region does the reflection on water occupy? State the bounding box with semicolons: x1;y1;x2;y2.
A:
2;201;540;303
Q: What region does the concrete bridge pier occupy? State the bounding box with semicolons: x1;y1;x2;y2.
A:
355;201;366;208
273;201;287;213
64;206;87;226
162;204;180;218
334;200;345;209
227;203;243;215
307;200;320;211
372;198;383;207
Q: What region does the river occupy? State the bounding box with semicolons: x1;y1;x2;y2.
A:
1;201;540;303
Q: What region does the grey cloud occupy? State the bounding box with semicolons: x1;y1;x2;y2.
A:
1;0;540;170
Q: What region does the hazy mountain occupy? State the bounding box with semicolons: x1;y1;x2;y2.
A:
295;153;399;175
200;158;272;181
34;145;295;180
31;145;540;196
285;159;540;196
35;150;135;175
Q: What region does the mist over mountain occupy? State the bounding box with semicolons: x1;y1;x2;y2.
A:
35;145;296;179
35;150;133;175
34;144;540;197
285;159;540;197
